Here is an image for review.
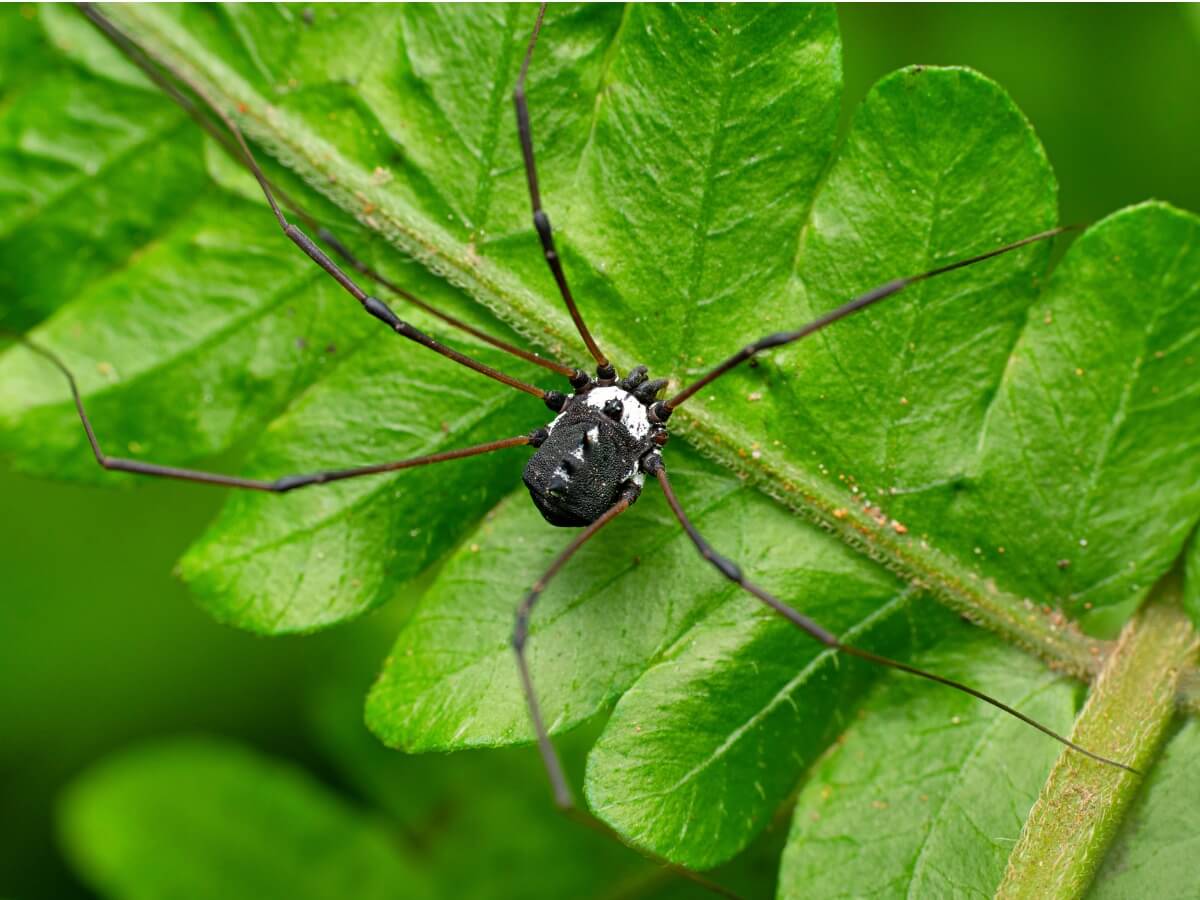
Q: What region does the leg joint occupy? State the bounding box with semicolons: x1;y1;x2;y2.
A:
512;618;529;652
750;332;791;354
272;474;314;493
708;551;742;582
512;595;538;651
641;453;664;476
532;210;554;249
363;295;401;329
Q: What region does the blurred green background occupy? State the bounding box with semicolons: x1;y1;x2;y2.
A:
3;4;1198;897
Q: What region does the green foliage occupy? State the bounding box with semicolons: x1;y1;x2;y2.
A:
310;683;656;900
996;601;1195;899
780;623;1074;897
61;738;434;900
0;5;209;330
59;692;781;900
968;206;1200;620
1186;531;1200;626
1;4;1198;897
366;454;913;866
1091;719;1200;899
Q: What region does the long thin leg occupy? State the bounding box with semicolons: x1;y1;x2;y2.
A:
10;334;538;493
510;487;742;899
78;5;557;406
662;226;1074;414
514;4;614;379
649;460;1139;775
77;4;583;387
300;232;585;385
511;490;635;809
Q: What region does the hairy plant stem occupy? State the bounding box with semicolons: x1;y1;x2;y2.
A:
105;3;1200;712
995;589;1197;900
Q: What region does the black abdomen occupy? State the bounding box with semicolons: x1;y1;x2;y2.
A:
523;402;644;527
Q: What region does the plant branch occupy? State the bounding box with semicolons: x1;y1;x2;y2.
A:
994;585;1198;900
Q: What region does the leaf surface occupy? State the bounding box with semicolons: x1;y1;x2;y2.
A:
60;738;431;900
0;6;209;329
0;7;550;631
312;682;656;900
965;205;1200;623
3;2;1200;886
367;450;851;751
581;581;922;869
179;331;544;632
778;623;1075;898
1089;719;1200;899
93;2;1200;651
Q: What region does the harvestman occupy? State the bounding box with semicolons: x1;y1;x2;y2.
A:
8;4;1135;887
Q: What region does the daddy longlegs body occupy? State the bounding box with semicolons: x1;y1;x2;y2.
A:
5;5;1135;895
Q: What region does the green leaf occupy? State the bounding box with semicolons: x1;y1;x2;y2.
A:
178;332;544;632
581;581;921;869
0;6;549;632
554;4;842;355
1185;530;1200;627
969;204;1200;623
60;738;431;900
311;682;656;900
1090;718;1200;899
0;6;209;330
0;187;366;479
778;621;1075;898
5;3;1200;887
320;675;785;898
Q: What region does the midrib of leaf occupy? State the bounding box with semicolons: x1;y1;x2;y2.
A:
105;5;1200;709
219;7;278;85
882;163;959;480
576;5;631;157
559;4;631;283
786;8;839;279
1063;241;1188;561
